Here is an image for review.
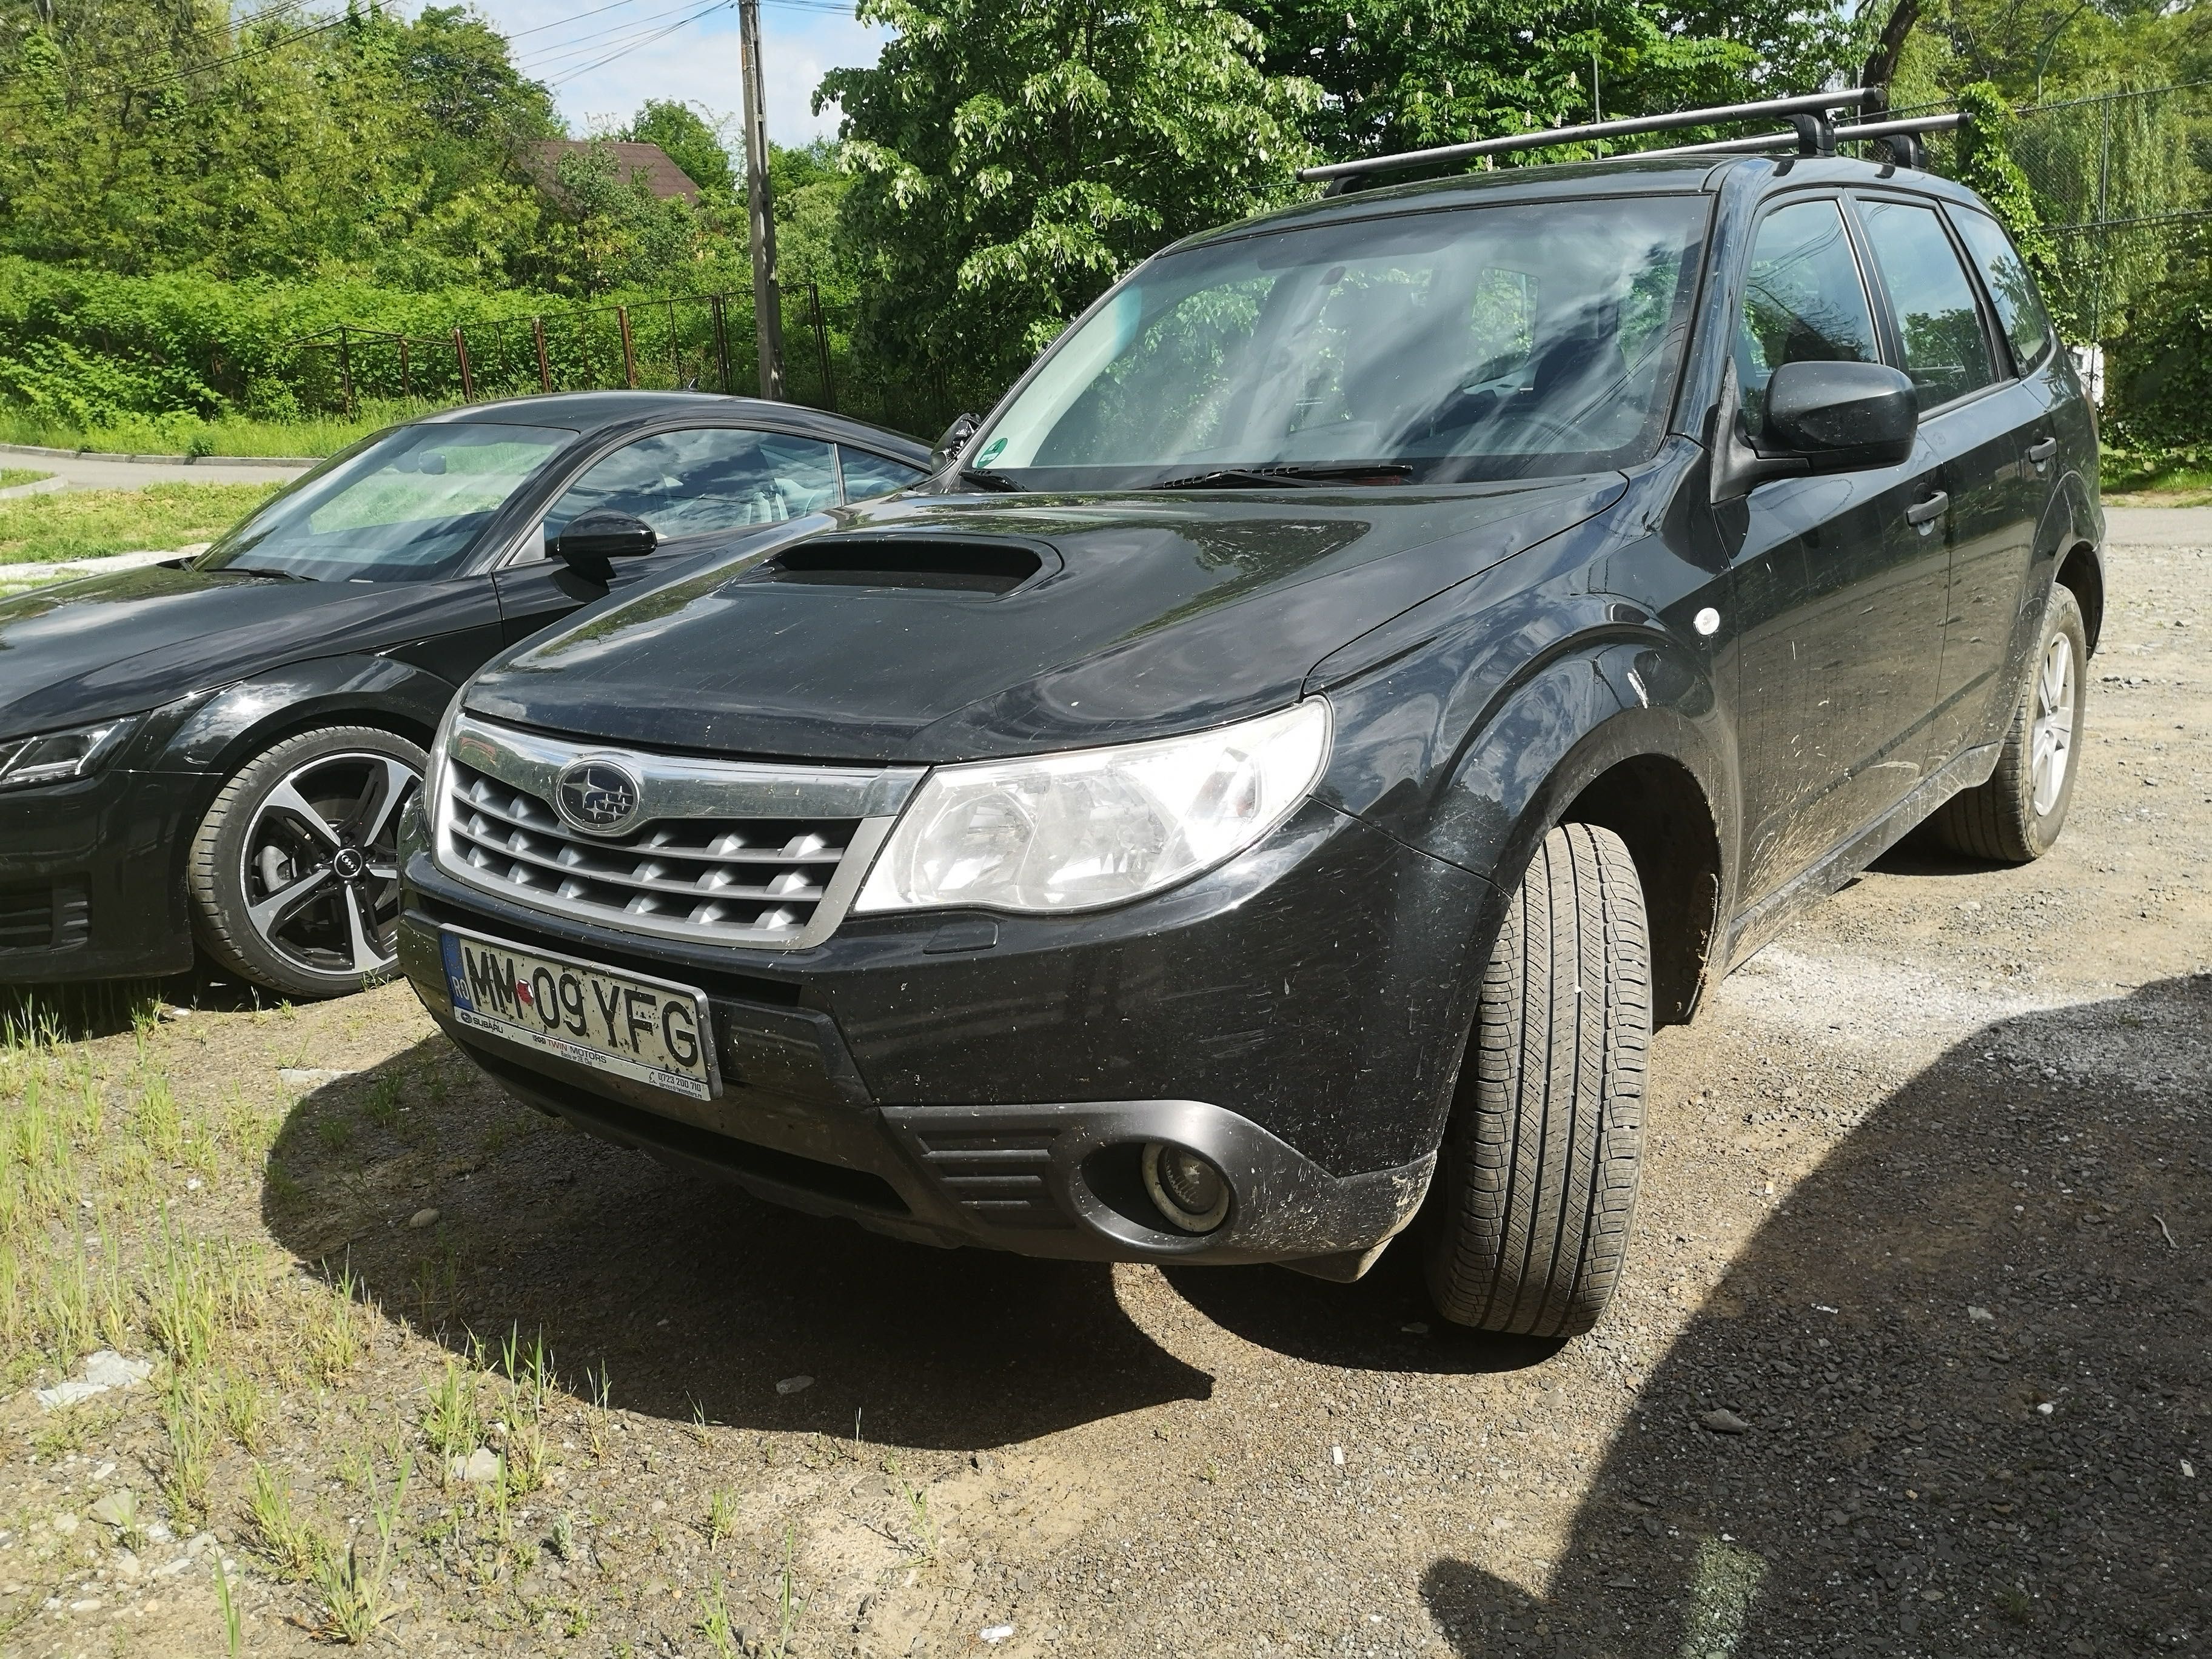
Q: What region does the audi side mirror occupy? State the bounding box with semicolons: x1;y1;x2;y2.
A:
930;412;982;468
552;511;659;580
1762;360;1919;472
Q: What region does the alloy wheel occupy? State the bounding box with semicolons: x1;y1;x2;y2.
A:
2029;631;2075;817
238;751;419;980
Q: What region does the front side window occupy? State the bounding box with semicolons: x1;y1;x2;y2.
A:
200;422;573;582
1857;199;1998;407
1732;198;1882;437
1949;207;2056;374
837;448;929;501
543;427;841;546
965;195;1709;488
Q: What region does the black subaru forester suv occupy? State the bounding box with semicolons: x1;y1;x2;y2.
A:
396;147;2099;1339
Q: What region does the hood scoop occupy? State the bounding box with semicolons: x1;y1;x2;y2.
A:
752;533;1053;595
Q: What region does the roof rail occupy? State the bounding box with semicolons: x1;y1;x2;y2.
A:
1640;110;1966;166
1298;88;1875;194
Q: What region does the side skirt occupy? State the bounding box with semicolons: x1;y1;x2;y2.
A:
1721;741;1999;972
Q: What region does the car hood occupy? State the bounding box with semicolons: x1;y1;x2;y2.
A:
463;478;1627;763
0;562;470;740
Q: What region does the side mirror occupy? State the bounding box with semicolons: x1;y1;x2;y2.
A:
552;511;659;580
931;412;981;468
1761;360;1918;472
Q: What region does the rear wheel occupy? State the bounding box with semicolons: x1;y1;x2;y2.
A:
1423;822;1650;1338
187;726;424;1000
1929;585;2087;863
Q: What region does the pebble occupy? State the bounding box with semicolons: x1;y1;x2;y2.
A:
1968;1305;1995;1323
981;1624;1015;1643
409;1207;440;1228
277;1067;355;1088
776;1375;814;1395
33;1350;153;1410
451;1448;501;1484
1700;1408;1751;1435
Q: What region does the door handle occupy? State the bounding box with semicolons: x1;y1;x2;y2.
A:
1905;491;1948;533
2026;437;2059;470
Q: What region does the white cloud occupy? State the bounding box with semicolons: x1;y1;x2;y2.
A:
448;0;886;146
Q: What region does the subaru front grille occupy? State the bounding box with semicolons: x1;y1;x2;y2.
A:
432;714;922;949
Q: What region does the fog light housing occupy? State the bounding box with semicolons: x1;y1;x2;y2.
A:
1141;1142;1231;1233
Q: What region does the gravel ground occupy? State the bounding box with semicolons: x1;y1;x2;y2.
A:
1;526;2205;1659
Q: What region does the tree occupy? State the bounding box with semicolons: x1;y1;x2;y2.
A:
820;0;1318;403
627;99;739;198
1234;0;1853;161
0;1;557;287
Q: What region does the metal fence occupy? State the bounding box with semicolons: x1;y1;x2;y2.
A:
289;284;953;440
1911;81;2212;404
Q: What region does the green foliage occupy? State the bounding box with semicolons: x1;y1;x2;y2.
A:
628;101;739;198
0;3;557;288
0;482;278;568
1954;84;2050;266
1237;0;1852;161
2105;226;2212;455
822;0;1319;402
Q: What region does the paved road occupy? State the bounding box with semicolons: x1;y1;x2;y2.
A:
4;449;314;490
2105;503;2212;545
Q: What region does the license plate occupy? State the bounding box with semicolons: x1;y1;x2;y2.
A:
438;928;720;1101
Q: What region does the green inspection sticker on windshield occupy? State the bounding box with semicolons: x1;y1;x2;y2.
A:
974;437;1009;468
438;927;721;1100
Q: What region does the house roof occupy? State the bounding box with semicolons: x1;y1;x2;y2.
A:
522;140;703;204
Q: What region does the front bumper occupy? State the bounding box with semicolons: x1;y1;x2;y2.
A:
400;797;1500;1270
0;768;205;982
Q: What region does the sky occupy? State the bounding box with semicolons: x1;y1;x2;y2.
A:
456;0;888;147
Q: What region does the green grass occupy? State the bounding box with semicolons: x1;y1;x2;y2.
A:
0;398;442;460
0;481;278;565
0;469;53;489
2100;448;2212;504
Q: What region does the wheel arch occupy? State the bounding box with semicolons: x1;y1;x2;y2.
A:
2055;538;2103;657
1364;634;1736;1029
159;654;452;783
153;655;452;894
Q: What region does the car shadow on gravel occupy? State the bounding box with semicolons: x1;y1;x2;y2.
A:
262;1036;1212;1450
1162;1246;1569;1375
1417;973;2210;1658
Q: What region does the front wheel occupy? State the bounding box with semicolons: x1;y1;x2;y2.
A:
1929;584;2088;863
186;726;425;1000
1423;822;1651;1338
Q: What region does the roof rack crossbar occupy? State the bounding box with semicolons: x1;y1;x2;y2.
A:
1296;88;1874;186
1638;110;1967;158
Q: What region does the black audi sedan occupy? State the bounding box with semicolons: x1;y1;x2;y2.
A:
0;391;930;999
397;146;2100;1337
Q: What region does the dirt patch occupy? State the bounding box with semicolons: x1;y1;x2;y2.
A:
2;534;2207;1658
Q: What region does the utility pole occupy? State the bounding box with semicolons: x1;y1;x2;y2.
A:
739;0;786;400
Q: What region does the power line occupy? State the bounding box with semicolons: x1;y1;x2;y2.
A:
514;0;732;72
548;1;737;87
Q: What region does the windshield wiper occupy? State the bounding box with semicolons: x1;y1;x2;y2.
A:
957;468;1023;493
1153;463;1413;491
212;564;310;581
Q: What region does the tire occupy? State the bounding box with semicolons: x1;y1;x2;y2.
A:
187;725;426;1000
1423;822;1651;1338
1929;585;2088;864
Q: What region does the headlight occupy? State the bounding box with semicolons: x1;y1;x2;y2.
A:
854;700;1331;915
424;697;463;848
0;716;142;792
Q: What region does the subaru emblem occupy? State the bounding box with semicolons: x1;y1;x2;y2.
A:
554;757;643;836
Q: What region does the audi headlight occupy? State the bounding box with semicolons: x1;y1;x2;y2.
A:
0;716;142;792
855;700;1331;916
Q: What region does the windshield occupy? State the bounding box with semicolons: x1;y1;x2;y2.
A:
968;195;1709;489
199;421;575;581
